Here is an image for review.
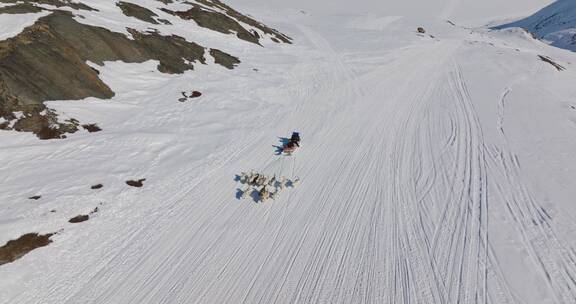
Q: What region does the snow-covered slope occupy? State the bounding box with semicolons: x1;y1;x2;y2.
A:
0;0;290;139
2;1;576;304
496;0;576;52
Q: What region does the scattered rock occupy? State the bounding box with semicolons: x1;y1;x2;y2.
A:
28;195;41;200
417;27;426;34
179;90;202;102
68;214;89;223
126;178;146;187
91;184;103;190
82;124;102;133
538;55;565;71
0;233;53;266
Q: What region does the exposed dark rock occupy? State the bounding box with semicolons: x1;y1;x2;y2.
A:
127;28;206;74
68;214;89;223
210;48;240;69
195;0;291;44
417;27;426;34
28;195;41;200
161;5;260;44
0;233;53;266
0;3;43;14
538;55;565;71
126;178;146;187
117;1;160;25
90;184;103;189
82;123;101;133
190;91;202;98
0;0;96;11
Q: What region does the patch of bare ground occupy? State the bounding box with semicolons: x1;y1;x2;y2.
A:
210;49;240;69
0;3;42;14
28;195;41;200
68;214;89;223
91;184;103;189
69;206;99;223
0;233;53;266
117;1;170;25
126;178;146;187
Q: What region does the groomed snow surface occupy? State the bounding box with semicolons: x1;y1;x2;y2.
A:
2;0;576;303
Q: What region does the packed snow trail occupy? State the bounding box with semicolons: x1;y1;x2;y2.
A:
3;5;576;304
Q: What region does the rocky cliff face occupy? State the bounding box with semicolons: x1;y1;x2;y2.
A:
0;0;291;139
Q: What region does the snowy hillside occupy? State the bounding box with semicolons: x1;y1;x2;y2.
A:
0;0;290;139
2;0;576;304
496;0;576;52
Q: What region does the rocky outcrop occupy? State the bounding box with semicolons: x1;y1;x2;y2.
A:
196;0;291;44
117;1;171;25
162;0;291;45
0;0;95;11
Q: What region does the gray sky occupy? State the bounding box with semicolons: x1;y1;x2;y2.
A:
227;0;554;24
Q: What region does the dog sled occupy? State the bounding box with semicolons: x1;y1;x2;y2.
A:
282;132;301;155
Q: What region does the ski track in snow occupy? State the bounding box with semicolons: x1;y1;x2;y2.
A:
2;6;576;304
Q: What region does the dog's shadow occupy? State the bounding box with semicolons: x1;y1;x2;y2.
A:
235;187;263;203
273;137;290;155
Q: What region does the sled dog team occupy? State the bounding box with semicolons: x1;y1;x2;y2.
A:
238;171;300;202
